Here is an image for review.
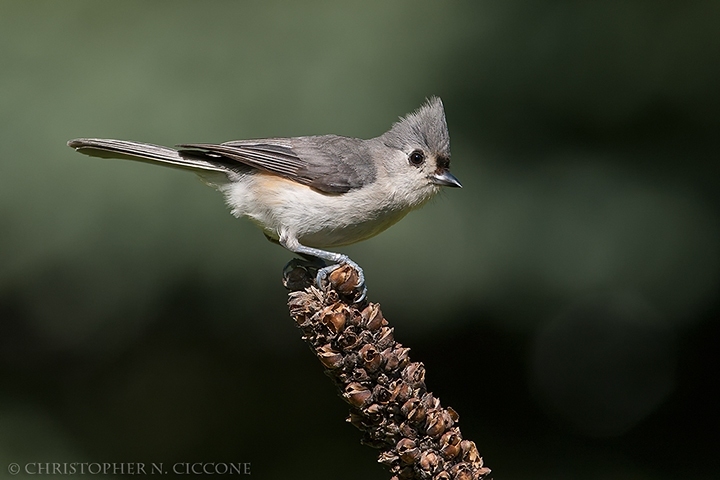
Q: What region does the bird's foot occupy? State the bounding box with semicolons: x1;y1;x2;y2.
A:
316;257;367;304
283;256;366;304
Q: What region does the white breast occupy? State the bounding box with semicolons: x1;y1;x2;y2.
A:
218;171;435;248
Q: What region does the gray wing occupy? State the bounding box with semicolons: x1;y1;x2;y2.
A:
179;135;376;194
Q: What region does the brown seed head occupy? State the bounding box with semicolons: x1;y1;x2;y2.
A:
401;398;421;418
419;451;439;472
476;466;492;477
320;305;347;333
363;403;384;423
396;438;420;465
337;328;362;351
372;384;393;404
287;291;316;320
408;403;427;424
454;468;473;480
316;344;343;369
426;411;448;437
328;264;360;295
375;326;395;349
395;346;411;368
378;451;399;466
351;367;371;383
398;421;417;439
344;382;372;407
460;440;481;464
359;344;383;372
390;381;413;403
397;466;416;479
440;430;462;459
361;303;386;330
402;362;426;386
421;392;441;410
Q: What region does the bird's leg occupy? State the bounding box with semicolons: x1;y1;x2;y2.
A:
279;231;366;303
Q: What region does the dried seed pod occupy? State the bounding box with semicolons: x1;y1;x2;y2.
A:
381;347;399;371
396;438;420;465
460;440;481;464
401;398;421;419
391;380;413;403
325;289;340;304
397;466;416;479
402;362;426;386
382;421;401;439
476;466;492;477
344;382;372;407
434;472;452;480
375;372;390;386
378;451;399;466
328;264;360;296
360;329;378;344
375;326;395;349
447;407;459;423
282;261;316;291
440;430;462;459
419;450;440;472
440;429;461;447
421;392;441;410
408;403;427;425
382;346;410;372
372;384;392;404
398;421;417;439
396;438;416;450
345;309;362;327
441;443;461;460
364;403;384;423
287;291;315;319
361;303;386;330
319;306;346;334
351;367;371;383
454;466;473;480
425;411;448;437
336;328;362;351
388;346;411;371
444;411;457;428
316;344;343;369
359;344;383;372
363;432;390;449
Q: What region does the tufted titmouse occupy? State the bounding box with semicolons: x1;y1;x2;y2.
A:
68;97;461;301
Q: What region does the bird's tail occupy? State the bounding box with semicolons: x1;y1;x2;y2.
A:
67;138;229;173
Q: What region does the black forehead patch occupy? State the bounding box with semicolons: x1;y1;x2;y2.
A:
436;155;450;170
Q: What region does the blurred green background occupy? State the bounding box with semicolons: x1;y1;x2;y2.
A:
1;1;719;478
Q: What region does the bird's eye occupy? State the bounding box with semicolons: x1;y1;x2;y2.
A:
409;150;425;166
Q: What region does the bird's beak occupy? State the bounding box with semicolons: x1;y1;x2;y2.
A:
430;170;462;188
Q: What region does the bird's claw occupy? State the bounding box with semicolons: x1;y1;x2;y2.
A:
283;256;366;303
316;260;367;304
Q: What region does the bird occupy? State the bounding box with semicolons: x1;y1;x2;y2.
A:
68;97;461;302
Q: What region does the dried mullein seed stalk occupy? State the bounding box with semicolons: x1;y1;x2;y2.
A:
286;264;491;480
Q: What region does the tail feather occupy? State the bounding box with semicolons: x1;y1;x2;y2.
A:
67;138;228;173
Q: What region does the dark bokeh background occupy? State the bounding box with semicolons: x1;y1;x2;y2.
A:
1;1;719;479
